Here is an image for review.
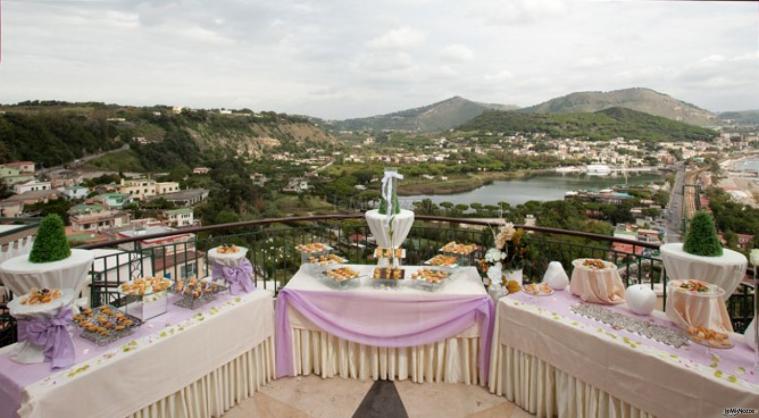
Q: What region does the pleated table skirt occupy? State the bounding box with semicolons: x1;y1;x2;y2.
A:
126;336;275;418
290;327;483;385
489;344;656;418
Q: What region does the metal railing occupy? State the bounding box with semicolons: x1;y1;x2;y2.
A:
0;214;754;347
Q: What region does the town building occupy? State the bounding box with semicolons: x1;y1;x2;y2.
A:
0;161;35;174
115;225;203;280
92;192;132;209
69;206;131;233
61;186;90;200
118;178;180;201
0;190;60;217
13;180;52;195
192;167;210;175
154;188;209;207
283;177;309;193
162;208;194;227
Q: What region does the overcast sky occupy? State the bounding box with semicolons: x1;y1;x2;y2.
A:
0;0;757;119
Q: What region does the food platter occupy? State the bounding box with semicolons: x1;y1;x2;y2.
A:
424;254;459;269
372;267;405;287
321;267;362;289
523;283;554;296
687;326;734;349
373;247;406;259
439;241;477;256
73;305;142;346
410;268;450;291
118;276;173;296
295;242;333;254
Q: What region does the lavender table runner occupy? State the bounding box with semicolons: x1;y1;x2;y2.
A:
508;290;759;386
276;288;494;380
0;293;241;418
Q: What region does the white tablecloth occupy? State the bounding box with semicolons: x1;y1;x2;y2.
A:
0;250;94;297
661;243;747;299
364;209;415;248
0;290;274;418
282;264;488;384
207;247;248;268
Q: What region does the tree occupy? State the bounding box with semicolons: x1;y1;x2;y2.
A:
683;211;723;257
29;214;71;263
439;201;454;214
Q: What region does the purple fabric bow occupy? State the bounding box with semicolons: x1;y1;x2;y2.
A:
212;259;254;295
17;307;75;369
275;289;494;381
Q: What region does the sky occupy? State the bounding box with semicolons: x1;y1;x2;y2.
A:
0;0;757;119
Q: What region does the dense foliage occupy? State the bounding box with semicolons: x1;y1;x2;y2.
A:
683;211;723;257
0;112;121;166
458;107;715;141
29;214;71;263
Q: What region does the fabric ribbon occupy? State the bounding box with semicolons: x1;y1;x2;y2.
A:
380;169;404;225
212;258;254;295
17;307;75;369
275;289;494;381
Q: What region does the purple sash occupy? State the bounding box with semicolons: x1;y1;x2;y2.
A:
212;258;254;295
17;307;75;369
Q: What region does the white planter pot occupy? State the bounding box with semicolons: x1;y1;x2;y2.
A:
504;268;523;286
624;284;657;316
365;209;415;248
543;261;569;290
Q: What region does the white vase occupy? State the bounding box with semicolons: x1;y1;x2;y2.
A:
504;268;523;286
543;261;569;290
625;284;657;316
365;209;415;248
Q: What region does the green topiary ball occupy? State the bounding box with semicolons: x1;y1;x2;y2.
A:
683;210;723;257
29;214;71;263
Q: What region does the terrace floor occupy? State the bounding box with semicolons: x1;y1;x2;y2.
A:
222;376;534;418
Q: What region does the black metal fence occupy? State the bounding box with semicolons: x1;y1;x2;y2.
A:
0;214;755;347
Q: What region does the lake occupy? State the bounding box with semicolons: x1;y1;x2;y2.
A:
399;173;664;207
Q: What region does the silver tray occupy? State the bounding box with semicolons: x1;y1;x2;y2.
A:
75;305;142;346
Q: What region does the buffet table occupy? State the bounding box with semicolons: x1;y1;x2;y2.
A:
488;289;759;418
276;265;494;385
0;289;274;418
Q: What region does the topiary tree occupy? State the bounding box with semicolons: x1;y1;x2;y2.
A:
683;210;723;257
29;214;71;263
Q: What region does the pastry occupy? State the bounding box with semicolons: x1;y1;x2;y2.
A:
524;283;553;296
373;248;405;259
217;244;240;254
296;243;330;254
325;267;359;282
687;326;732;348
678;280;712;293
373;267;405;280
582;259;607;270
120;277;172;296
20;288;62;305
425;254;458;267
440;242;477;255
308;254;347;265
411;269;449;284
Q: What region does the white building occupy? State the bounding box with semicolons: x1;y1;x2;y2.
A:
61;185;90;200
13;180;51;194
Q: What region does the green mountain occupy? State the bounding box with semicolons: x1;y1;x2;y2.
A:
0;101;335;169
330;96;518;132
458;107;716;141
522;88;717;127
719;110;759;126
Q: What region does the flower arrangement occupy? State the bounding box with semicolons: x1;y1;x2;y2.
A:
481;222;529;282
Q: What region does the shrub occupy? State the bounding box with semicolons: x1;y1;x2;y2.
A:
683;211;723;257
29;214;71;263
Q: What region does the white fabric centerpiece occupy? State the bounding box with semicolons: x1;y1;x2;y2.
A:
0;249;95;297
365;209;415;248
661;243;747;299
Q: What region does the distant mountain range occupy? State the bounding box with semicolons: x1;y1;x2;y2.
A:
718;110;759;126
521;88;718;127
329;87;735;132
328;96;518;133
457;106;716;142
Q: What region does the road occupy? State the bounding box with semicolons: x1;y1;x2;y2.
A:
665;164;685;243
38;144;130;175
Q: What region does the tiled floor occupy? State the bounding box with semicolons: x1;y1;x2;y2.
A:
222;376;535;418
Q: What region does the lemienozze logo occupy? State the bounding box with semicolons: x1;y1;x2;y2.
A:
723;407;758;417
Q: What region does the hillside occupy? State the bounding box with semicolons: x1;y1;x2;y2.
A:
522;88;717;127
0;102;335;170
330;96;518;132
719;110;759;126
458;107;716;141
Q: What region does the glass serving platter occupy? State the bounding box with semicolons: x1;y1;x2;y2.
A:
409;267;451;291
320;267;363;289
73;305;142;346
172;278;229;310
372;267;406;288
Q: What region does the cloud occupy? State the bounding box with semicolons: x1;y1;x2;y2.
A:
441;44;474;62
0;0;756;118
367;27;426;50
